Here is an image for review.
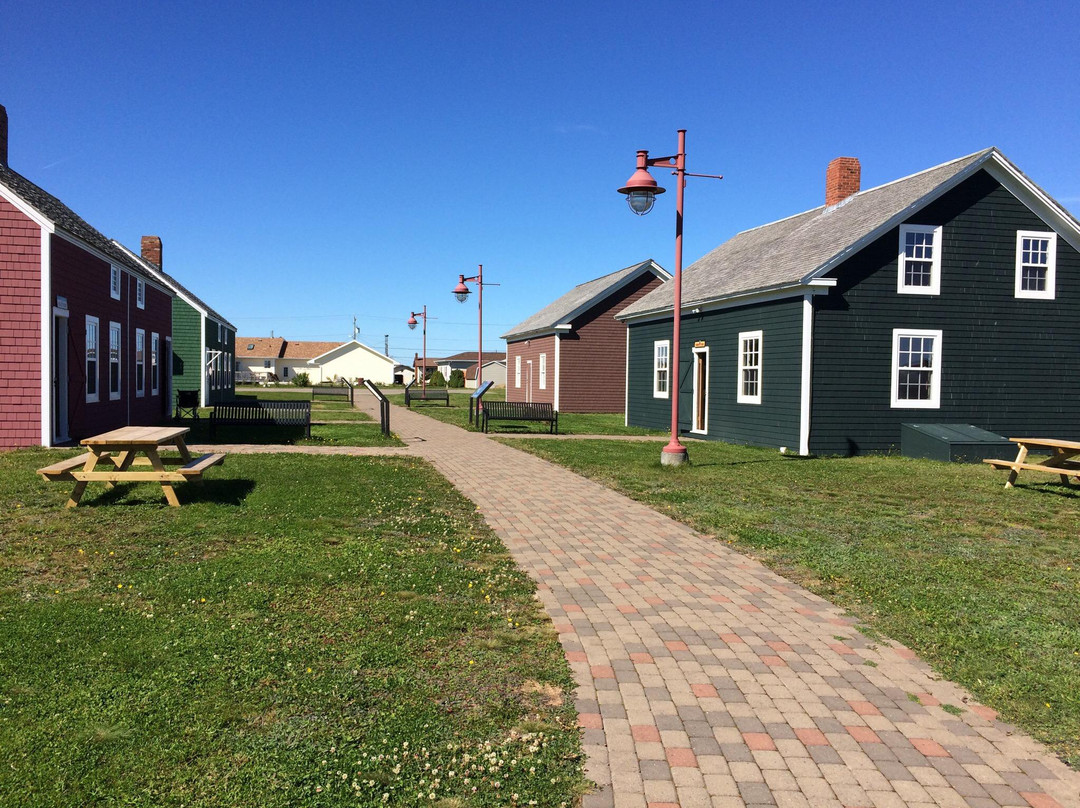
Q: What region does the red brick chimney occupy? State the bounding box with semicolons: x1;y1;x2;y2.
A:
826;157;860;207
141;235;162;267
0;104;9;168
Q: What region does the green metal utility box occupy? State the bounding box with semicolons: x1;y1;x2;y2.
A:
900;423;1012;463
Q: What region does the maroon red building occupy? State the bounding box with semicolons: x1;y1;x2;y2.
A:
502;260;668;412
0;105;173;448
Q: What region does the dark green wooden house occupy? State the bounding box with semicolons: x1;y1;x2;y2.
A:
618;149;1080;455
119;236;236;410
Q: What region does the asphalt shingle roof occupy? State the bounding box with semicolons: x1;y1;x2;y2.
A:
502;259;666;340
0;164;156;281
620;149;996;318
238;337;286;358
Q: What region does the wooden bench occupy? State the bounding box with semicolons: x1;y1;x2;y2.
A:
312;383;353;403
481;401;558;434
210;401;312;437
984;437;1080;488
404;385;450;407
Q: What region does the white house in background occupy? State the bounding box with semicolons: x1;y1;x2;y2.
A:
465;359;507;389
435;351;507;380
303;340;395;384
236;337;395;384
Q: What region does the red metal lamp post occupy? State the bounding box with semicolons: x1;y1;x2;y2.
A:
452;264;498;407
407;305;429;393
618;129;721;466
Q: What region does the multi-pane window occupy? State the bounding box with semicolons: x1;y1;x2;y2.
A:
86;316;99;403
263;359;271;369
109;322;121;400
891;329;942;408
737;331;763;404
897;224;942;295
135;330;146;397
515;356;522;388
110;267;121;300
539;353;547;389
653;340;670;398
136;279;145;309
1015;231;1057;299
151;333;160;395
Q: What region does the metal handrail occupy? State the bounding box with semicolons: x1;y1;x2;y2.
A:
362;380;391;437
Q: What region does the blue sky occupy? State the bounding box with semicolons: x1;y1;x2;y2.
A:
4;0;1079;363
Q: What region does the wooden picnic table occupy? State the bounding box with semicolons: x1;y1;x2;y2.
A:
37;426;225;508
983;437;1080;488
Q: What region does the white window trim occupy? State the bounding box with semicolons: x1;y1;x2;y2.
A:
897;224;942;296
86;315;100;403
110;266;121;300
890;328;942;409
691;345;710;434
135;328;146;398
515;355;522;388
136;278;145;309
109;321;122;401
539;353;547;389
151;332;160;396
737;330;763;405
1014;230;1057;300
653;339;670;399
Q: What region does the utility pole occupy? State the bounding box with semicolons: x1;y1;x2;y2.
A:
384;334;389;356
352;316;358;340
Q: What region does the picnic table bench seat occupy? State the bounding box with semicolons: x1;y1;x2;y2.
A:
179;452;227;475
481;401;558;434
210;401;312;437
38;454;98;478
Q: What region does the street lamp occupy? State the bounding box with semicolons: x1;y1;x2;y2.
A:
452;264;499;404
407;305;429;393
618;129;722;466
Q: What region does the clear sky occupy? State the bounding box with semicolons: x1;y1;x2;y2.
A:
4;0;1079;364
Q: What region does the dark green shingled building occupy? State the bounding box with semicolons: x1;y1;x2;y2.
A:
120;236;236;410
617;149;1080;455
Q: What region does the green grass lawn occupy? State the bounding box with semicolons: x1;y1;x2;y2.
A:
397;389;666;437
507;438;1080;767
1;450;586;807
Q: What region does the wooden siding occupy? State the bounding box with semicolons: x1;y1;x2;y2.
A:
559;272;663;412
171;300;201;396
0;195;41;447
627;297;803;448
505;334;555;404
203;316;234;404
50;235;172;442
810;169;1080;454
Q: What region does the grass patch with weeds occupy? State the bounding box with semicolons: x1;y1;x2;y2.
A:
0;449;585;806
508;438;1080;767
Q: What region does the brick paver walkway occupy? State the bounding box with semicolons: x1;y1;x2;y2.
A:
246;397;1080;807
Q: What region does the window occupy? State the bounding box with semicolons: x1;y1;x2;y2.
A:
283;366;290;379
515;356;522;388
653;340;670;399
109;322;121;399
539;353;547;389
891;329;942;408
737;331;763;404
151;332;160;395
110;267;121;300
1015;231;1057;299
86;316;99;403
248;343;255;351
136;279;145;309
135;329;146;397
897;224;942;295
263;359;271;369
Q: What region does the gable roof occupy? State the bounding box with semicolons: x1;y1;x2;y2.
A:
112;241;236;330
308;339;394;364
619;148;1080;320
281;340;344;360
0;163;158;283
502;259;669;340
437;351;507;363
238;337;285;358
